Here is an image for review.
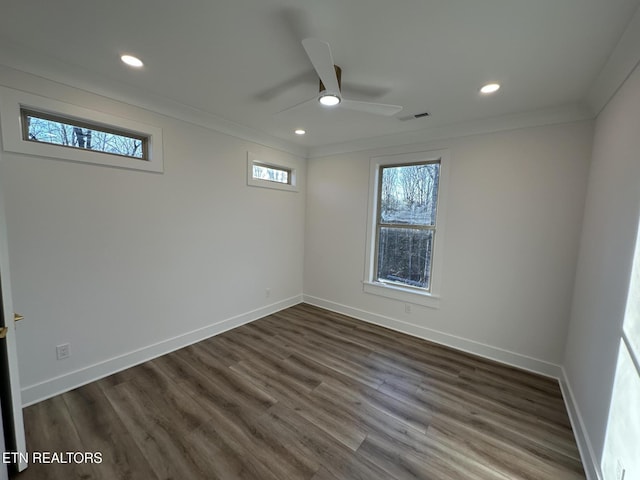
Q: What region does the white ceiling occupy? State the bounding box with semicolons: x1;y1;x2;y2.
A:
1;0;639;155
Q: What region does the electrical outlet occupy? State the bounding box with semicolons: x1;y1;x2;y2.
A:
56;343;70;360
265;288;271;298
404;303;411;314
616;460;626;480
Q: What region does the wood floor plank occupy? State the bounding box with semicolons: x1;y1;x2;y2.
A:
103;378;216;480
63;382;158;480
13;303;585;480
316;378;433;434
357;430;510;480
176;362;320;480
414;381;583;468
184;419;283;480
274;332;385;389
230;358;369;451
456;368;572;428
427;416;584;480
263;403;392;480
310;379;435;456
155;346;277;414
310;466;342;480
17;395;99;480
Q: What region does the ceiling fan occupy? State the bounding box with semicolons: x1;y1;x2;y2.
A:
279;38;403;117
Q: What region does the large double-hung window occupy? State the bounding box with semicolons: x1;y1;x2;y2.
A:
376;161;440;289
364;149;448;308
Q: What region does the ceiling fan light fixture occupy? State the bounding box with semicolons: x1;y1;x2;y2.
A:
318;94;341;107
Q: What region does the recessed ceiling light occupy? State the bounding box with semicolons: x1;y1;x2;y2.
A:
121;55;144;68
294;129;306;135
319;94;341;106
480;83;501;94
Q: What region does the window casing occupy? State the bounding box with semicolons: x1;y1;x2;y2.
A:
364;149;448;308
0;86;163;172
247;152;298;192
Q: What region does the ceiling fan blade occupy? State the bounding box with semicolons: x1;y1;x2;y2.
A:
302;38;341;95
275;96;317;115
340;99;403;116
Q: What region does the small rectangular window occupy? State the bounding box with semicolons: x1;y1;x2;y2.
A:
21;109;148;161
0;86;163;172
252;163;291;185
247;152;298;192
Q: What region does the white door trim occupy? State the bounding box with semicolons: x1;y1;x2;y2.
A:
0;149;27;472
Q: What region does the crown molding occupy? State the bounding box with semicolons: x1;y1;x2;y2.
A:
0;38;308;159
306;103;594;159
587;3;640;116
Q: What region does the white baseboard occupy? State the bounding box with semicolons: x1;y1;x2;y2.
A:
303;295;562;378
559;367;603;480
21;295;303;406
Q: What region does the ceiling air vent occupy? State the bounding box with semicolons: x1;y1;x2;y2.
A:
398;111;430;121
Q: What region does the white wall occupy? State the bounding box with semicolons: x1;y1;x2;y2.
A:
564;62;640;479
304;122;593;373
0;70;306;405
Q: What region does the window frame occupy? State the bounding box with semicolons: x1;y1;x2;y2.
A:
363;149;449;308
0;86;163;173
252;162;292;185
374;159;440;292
247;152;298;192
20;108;149;161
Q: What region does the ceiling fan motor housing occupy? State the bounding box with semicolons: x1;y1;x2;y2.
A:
319;65;342;93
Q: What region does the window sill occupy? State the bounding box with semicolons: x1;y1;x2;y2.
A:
363;281;441;309
247;177;298;192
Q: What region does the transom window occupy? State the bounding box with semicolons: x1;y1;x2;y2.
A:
246;152;298;192
21;109;148;160
375;161;440;291
0;86;163;172
252;163;291;185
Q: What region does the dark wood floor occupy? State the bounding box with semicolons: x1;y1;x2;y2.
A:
12;303;585;480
